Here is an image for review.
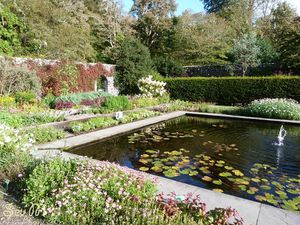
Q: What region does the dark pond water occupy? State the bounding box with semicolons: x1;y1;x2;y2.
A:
70;116;300;211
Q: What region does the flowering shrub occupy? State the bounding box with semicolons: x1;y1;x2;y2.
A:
22;157;243;225
243;98;300;120
156;193;243;225
138;75;167;98
23;158;157;225
0;124;35;184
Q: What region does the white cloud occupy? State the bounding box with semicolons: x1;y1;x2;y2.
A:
285;0;300;15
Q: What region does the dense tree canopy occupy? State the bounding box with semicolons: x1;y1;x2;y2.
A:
0;0;298;74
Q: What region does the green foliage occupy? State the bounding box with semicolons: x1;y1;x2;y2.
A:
0;60;41;96
0;112;64;128
42;93;56;108
201;0;230;13
232;33;261;76
154;57;185;77
0;124;35;186
0;3;25;55
55;91;110;105
70;117;119;133
119;110;161;124
15;91;37;104
242;98;300;120
171;12;232;66
28;127;66;144
0;96;15;109
131;0;176;54
198;104;241;114
101;96;133;112
23;157;78;210
115;37;153;94
165;76;300;105
22;158;158;225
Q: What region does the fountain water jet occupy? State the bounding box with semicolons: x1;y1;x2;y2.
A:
276;125;287;146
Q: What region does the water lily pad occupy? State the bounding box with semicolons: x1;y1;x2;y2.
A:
229;144;236;147
271;181;284;190
225;166;233;170
251;178;260;183
213;179;223;185
163;170;180;178
141;154;150;158
255;195;267;202
215;163;224;167
189;171;199;176
232;170;244;177
261;185;271;191
202;176;213;182
146;150;158;154
151;166;163;173
238;185;247;191
213;189;224;193
282;199;300;211
192;129;197;133
287;189;298;195
235;178;250;185
275;191;288;200
139;159;149;164
217;160;225;164
180;169;190;175
139;167;149;172
219;172;232;177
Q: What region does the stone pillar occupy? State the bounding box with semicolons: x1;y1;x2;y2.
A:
105;77;119;96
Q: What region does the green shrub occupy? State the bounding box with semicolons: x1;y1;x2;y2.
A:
241;98;300;120
55;91;110;105
101;96;133;112
0;60;41;96
132;97;161;108
119;110;161;124
28;127;66;144
70;117;119;133
198;104;241;114
115;37;153;95
42;93;56;108
15;91;37;104
0;112;64;128
0;96;15;109
154;57;185;77
165;76;300;105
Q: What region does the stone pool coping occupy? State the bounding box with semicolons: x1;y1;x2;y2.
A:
32;150;300;225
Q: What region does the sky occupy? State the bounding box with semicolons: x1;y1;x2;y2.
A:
122;0;300;16
122;0;204;15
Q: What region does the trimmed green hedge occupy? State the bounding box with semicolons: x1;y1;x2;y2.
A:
164;76;300;105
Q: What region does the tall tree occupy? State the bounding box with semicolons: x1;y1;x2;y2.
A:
130;0;176;55
231;32;261;76
171;11;233;65
0;3;25;55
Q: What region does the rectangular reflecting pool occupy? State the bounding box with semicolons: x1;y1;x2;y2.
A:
69;116;300;211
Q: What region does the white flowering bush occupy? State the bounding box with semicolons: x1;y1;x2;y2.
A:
138;75;167;98
243;98;300;120
0;124;36;184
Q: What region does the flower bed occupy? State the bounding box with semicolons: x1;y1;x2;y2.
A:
70;110;160;134
241;98;300;120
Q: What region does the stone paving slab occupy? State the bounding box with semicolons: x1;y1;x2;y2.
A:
37;111;186;150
